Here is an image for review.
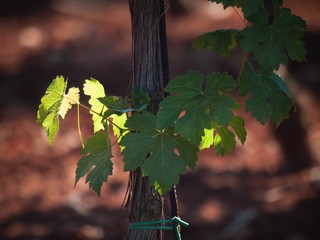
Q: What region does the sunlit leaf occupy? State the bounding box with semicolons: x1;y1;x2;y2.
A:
200;115;246;154
83;78;106;132
200;128;214;150
37;76;78;144
111;113;127;142
59;87;80;119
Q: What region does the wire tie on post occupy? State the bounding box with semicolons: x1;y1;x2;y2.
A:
128;217;189;240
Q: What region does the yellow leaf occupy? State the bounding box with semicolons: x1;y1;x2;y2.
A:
59;87;80;119
83;78;106;132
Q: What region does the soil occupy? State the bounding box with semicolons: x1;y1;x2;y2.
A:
0;1;320;239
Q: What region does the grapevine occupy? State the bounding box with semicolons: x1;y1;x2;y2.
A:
37;0;306;198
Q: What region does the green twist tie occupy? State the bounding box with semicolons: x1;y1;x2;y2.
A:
129;217;189;240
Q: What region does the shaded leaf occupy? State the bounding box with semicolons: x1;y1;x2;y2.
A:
193;29;239;57
132;87;151;109
120;111;198;194
240;63;293;125
240;8;306;70
75;132;113;196
213;125;236;156
99;95;146;116
230;116;246;144
208;0;263;18
158;70;238;145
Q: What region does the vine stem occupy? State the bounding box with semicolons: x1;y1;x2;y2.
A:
77;103;85;148
64;95;129;133
236;52;248;85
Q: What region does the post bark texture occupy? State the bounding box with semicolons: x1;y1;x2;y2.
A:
124;1;164;240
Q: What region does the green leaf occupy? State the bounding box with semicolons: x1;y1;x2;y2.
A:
200;116;246;155
75;132;113;196
99;95;147;116
208;0;240;8
272;0;283;6
158;70;238;145
132;87;151;109
230;116;246;144
213;125;236;156
83;78;128;141
37;104;59;145
98;96;131;116
120;111;198;194
240;8;306;70
193;29;239;57
83;78;106;132
37;76;79;145
241;0;264;18
240;63;293;125
208;0;263;18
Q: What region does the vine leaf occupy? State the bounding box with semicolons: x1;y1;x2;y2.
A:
111;113;127;142
37;76;79;145
99;95;147;116
98;96;131;117
193;29;239;57
75;131;113;196
132;87;151;109
208;0;264;18
200;116;246;155
240;8;306;70
240;63;293;125
158;70;238;146
200;128;214;150
83;78;107;133
83;78;127;139
213;125;236;156
120;111;198;194
230;116;246;144
59;87;80;119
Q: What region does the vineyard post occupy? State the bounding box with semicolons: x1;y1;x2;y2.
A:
124;1;165;240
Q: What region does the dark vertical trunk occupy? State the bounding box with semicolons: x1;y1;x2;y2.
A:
125;1;164;240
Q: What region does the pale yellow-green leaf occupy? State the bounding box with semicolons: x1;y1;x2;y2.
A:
37;76;66;144
111;113;127;142
200;128;214;150
59;87;80;119
83;78;106;132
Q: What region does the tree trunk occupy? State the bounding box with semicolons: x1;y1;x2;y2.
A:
124;1;165;240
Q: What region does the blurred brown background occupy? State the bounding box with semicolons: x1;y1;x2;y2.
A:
0;0;320;239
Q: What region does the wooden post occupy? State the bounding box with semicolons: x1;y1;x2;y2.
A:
124;1;165;240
